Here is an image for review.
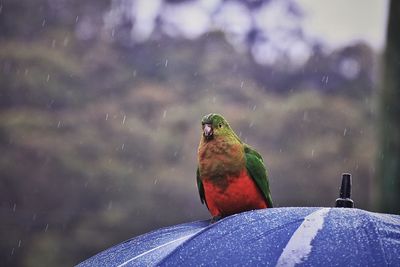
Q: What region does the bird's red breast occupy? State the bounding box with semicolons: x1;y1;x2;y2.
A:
202;169;268;217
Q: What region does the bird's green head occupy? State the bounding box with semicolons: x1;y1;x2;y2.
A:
201;113;235;141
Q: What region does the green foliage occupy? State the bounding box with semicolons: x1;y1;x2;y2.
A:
0;41;84;108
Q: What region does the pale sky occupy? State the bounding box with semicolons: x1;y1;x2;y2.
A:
297;0;389;51
105;0;390;62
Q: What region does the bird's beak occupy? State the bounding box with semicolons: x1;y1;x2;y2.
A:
203;124;213;139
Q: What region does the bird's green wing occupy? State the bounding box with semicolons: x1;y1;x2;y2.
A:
196;167;207;206
244;145;273;208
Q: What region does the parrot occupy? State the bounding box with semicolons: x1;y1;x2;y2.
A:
197;113;273;222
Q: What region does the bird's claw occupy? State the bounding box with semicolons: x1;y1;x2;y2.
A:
210;215;222;224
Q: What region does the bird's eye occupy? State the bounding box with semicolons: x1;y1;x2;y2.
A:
219;123;223;128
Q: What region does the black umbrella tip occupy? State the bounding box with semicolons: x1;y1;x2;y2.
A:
335;173;354;208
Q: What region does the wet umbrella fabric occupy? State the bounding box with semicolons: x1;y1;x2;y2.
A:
77;207;400;267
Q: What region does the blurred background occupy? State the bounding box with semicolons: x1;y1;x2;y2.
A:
1;0;398;266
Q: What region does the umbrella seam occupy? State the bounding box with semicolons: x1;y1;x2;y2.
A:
119;220;208;245
155;213;243;266
115;230;204;267
363;210;390;266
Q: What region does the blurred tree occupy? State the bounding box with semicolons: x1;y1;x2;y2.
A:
380;0;400;214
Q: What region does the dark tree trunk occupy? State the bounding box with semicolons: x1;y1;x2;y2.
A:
380;0;400;213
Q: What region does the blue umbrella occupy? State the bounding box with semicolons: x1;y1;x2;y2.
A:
77;207;400;266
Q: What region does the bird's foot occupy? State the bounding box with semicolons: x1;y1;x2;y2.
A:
210;215;222;224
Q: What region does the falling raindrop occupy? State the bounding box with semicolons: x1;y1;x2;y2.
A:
252;105;257;111
121;143;125;150
133;70;137;77
165;59;168;67
241;81;244;88
163;110;167;118
303;111;308;121
75;16;79;23
343;128;347;136
154;178;158;185
42;19;46;27
57;121;61;128
46;74;50;82
122;115;126;124
11;248;14;256
63;37;69;47
12;203;16;212
44;223;49;232
311;149;314;157
105;113;109;120
18;240;21;248
321;75;329;84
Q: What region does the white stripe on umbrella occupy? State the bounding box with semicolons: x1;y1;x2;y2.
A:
277;208;331;267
